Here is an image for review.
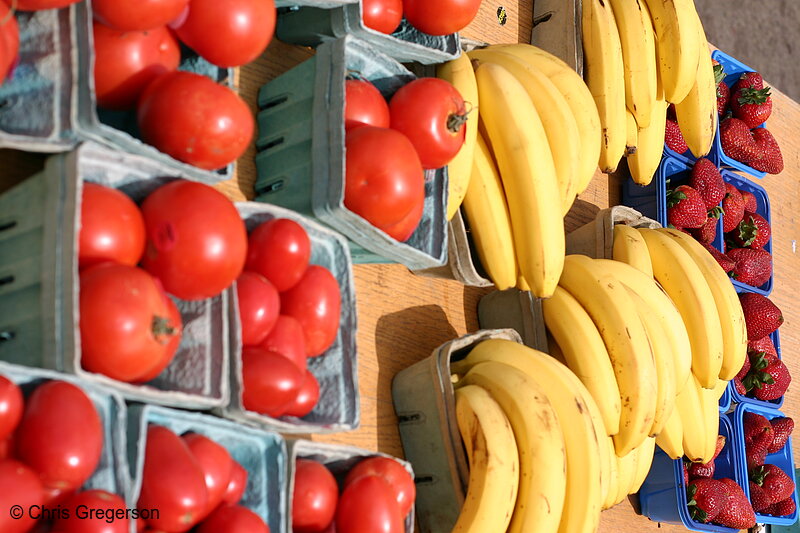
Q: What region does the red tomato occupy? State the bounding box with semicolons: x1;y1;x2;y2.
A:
284;370;320;418
138;425;208;532
292;459;338;533
0;376;22;441
361;0;402;34
92;22;180;110
402;0;482;35
389;78;466;169
280;265;341;357
222;460;248;505
182;433;234;518
345;79;389;130
137;72;254;170
245;218;311;292
56;490;129;533
140;180;248;300
0;460;43;533
15;381;103;491
344;457;415;517
196;504;269;533
92;0;189;31
79;182;146;269
0;435;13;460
241;347;304;417
0;3;19;82
173;0;275;68
258;315;306;372
236;271;280;347
133;294;183;383
344;126;424;228
335;475;403;533
378;189;424;242
10;0;81;10
43;486;75;507
80;263;182;382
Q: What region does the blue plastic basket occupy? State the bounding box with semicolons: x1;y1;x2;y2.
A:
719;384;732;413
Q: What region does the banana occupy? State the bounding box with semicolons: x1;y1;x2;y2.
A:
675;373;707;462
640;0;702;104
625;111;638;156
452;340;605;533
627;85;669;185
516;272;532;292
637;228;724;388
452;385;519;533
630;436;657;494
612;223;654;277
558;255;657;456
462;133;518;290
614;447;638;504
438;53;479;220
469;49;580;216
655;405;685;459
456;361;566;533
491;44;601;195
698;381;721;462
714;378;729;401
602;436;620;509
660;228;747;381
474;63;564;298
607;0;658;128
542;286;622;436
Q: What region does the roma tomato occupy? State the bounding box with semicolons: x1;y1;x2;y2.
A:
92;0;189;31
389;78;466;169
0;376;22;441
92;21;180;110
15;381;103;491
258;315;306;372
378;189;423;242
245;218;311;292
222;460;248;505
133;294;183;383
236;271;280;347
0;460;43;533
182;433;234;518
402;0;482;36
241;347;304;417
78;182;146;269
56;490;129;533
280;265;341;357
344;457;415;516
345;79;389;130
138;425;208;532
336;475;403;533
283;370;320;418
0;3;19;82
80;263;182;382
137;72;254;170
10;0;81;10
361;0;402;34
197;504;269;533
173;0;276;68
292;459;338;533
140;180;248;300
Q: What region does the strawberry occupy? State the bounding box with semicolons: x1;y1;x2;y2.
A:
703;244;735;273
735;350;751;380
750;128;784;174
689;216;717;244
665;118;689;153
752;464;796;503
750;480;774;512
684;461;690;486
667;185;707;229
763;497;797;517
731;211;771;248
741;190;758;212
720;117;763;164
689;436;726;479
721;183;745;233
768;417;794;454
687;478;728;523
746;442;769;470
731;80;772;128
744;412;774;456
740;293;783;340
689;158;725;209
714;62;729;116
727;247;772;287
735;72;765;91
752;359;791;401
714;478;756;529
734;377;747;395
749;335;779;363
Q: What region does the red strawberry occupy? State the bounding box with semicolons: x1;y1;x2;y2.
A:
665;118;689;153
750;480;774;512
727;247;772;287
731;83;772;128
684;461;690;486
689;158;725;209
731;211;771;248
746;442;769;470
735;350;751;380
703;244;735;273
748;335;779;364
720;117;763;163
687;478;728;523
734;72;765;91
714;478;756;529
714;62;729;116
752;464;796;503
734;377;747;395
721;183;745;233
768;417;794;454
741;190;758;212
689;436;726;479
763;497;797;517
689;216;717;244
752;359;791;401
667;185;707;229
744;412;774;458
740;293;783;340
744;350;779;395
750;128;784;174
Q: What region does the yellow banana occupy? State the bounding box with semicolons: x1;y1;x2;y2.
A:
699;381;721;462
614;447;638;504
627;85;669;186
674;22;717;157
675;374;707;462
630;436;657;494
626;110;639;156
612;223;654;277
656;405;685;459
602;436;620;509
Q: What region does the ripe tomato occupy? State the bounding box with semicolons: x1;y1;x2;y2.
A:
389;78;466;169
344;457;415;517
222;460;248;505
402;0;482;35
241;347;304;417
56;490;129;533
140;180;247;300
245;218;311;292
138;425;208;532
10;0;81;10
80;263;182;382
133;294;183;383
336;475;404;533
78;182;146;269
92;21;180;110
284;370;320;418
292;459;338;533
0;3;19;82
0;435;13;460
137;72;254;170
173;0;275;68
258;315;306;372
344;126;424;228
197;504;269;533
345;79;389;130
280;265;341;357
361;0;401;34
15;381;103;491
43;486;75;507
182;433;234;518
0;460;43;533
378;189;424;242
92;0;189;31
0;376;22;441
236;271;280;347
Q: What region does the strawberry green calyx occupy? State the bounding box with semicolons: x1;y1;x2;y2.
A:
714;64;726;86
737;216;759;246
667;188;687;207
687;484;709;522
742;353;775;391
750;466;768;486
708;206;724;219
737;87;771;106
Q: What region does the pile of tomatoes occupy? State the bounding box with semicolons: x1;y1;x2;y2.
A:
292;455;415;533
360;0;482;37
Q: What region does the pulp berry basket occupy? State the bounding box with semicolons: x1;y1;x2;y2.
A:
732;402;798;526
0;142;229;409
221;202;359;434
254;35;448;269
127;404;288;533
729;327;783;409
